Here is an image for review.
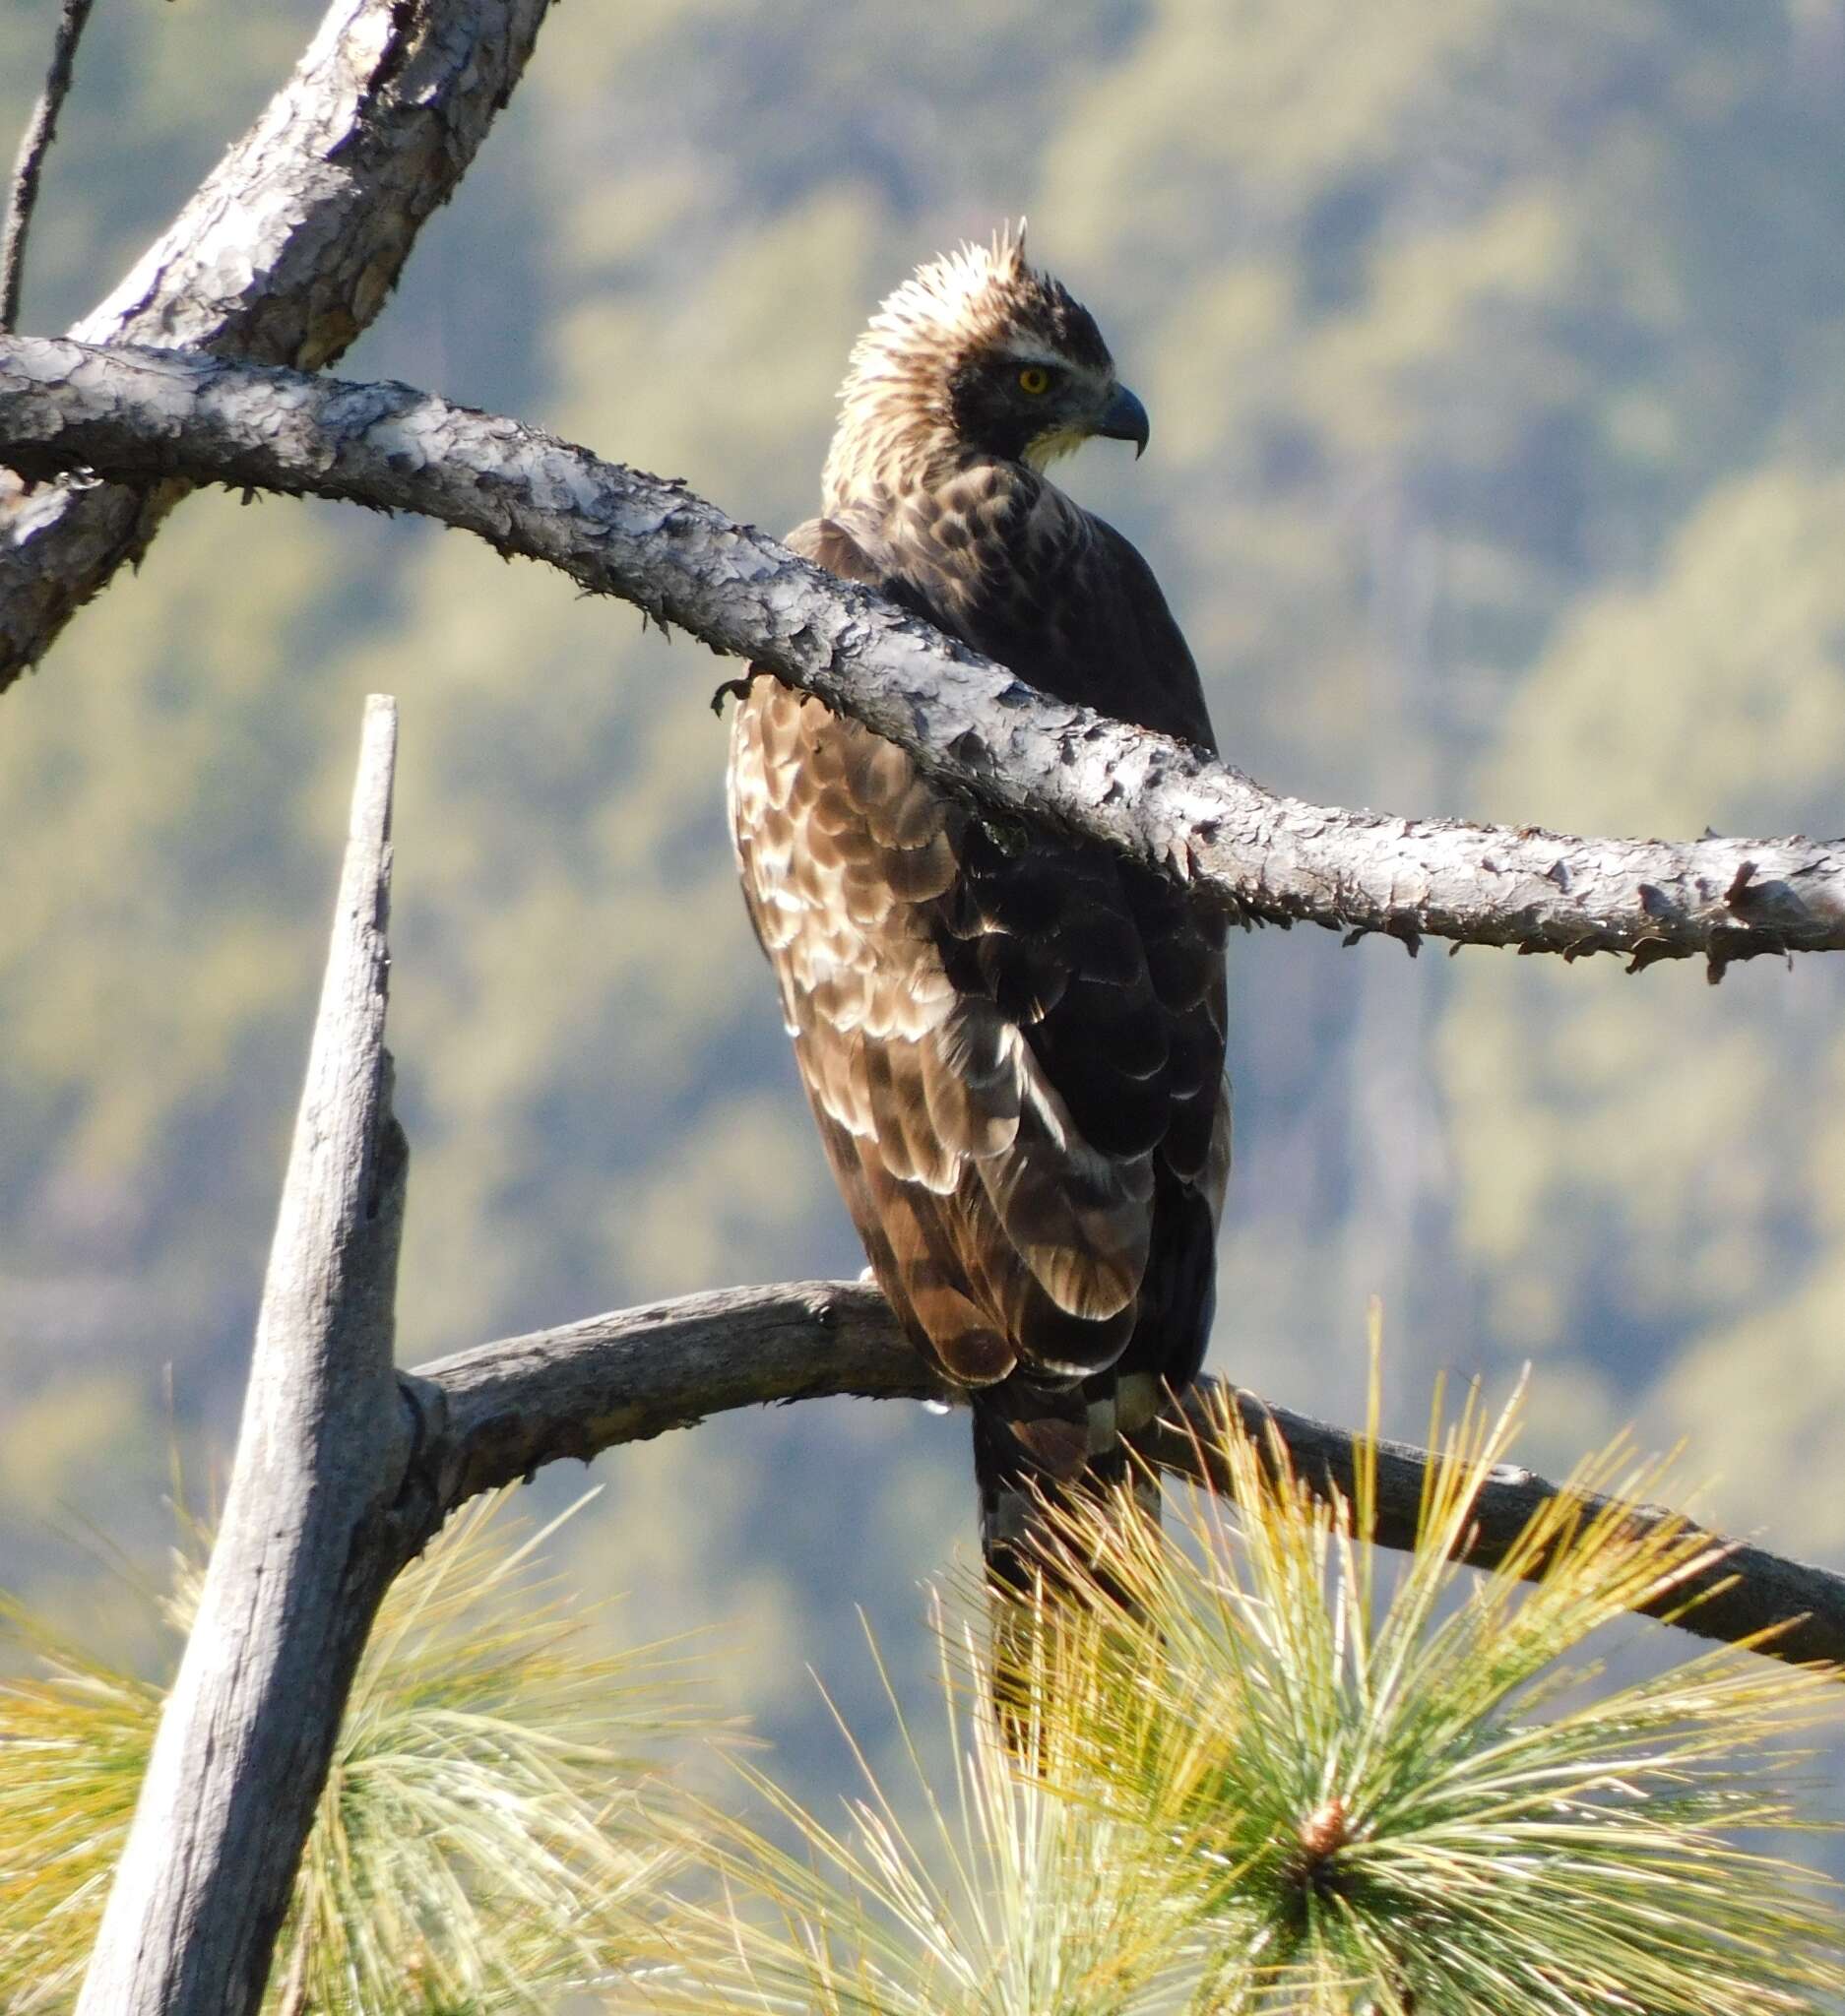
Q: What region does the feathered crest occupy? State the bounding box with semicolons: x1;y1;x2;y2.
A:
841;220;1034;398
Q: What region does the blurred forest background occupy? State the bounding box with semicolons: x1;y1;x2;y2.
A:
4;0;1845;1803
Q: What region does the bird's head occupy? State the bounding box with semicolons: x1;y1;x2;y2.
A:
825;225;1149;502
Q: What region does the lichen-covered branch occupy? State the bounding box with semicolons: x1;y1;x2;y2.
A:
5;334;1842;972
0;0;555;688
411;1278;1845;1670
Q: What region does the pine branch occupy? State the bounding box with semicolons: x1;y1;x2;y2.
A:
0;0;557;688
409;1278;1845;1670
4;334;1842;971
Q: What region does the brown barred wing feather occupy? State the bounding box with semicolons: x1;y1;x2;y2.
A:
728;520;1160;1392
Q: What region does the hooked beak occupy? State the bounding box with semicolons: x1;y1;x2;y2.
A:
1096;382;1150;458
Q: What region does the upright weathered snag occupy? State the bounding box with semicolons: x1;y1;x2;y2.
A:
77;696;414;2016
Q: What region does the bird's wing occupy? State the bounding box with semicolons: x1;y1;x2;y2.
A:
728;515;1227;1398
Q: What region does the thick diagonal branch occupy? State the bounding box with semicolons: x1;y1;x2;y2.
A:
5;335;1842;971
410;1279;1845;1670
0;0;555;688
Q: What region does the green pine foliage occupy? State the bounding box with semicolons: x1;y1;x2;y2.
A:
634;1373;1845;2015
0;1490;687;2014
3;1379;1840;2011
0;1595;159;2012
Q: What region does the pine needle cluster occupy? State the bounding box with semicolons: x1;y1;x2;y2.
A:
4;1375;1842;2015
634;1374;1845;2015
0;1488;684;2014
0;1592;160;2011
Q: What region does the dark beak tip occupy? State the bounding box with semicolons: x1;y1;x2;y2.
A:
1100;384;1151;458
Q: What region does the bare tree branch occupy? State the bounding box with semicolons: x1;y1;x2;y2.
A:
5;334;1842;972
411;1278;1845;1670
0;0;96;335
414;1279;950;1509
0;0;556;690
1145;1400;1845;1670
78;697;419;2016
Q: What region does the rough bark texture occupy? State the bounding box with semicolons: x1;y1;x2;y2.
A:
414;1279;954;1510
0;0;554;689
412;1278;1845;1670
6;334;1843;973
76;698;417;2016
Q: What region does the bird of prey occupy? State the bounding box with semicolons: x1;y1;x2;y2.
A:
728;228;1229;1590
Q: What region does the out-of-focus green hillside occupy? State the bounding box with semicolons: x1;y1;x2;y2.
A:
4;0;1845;1789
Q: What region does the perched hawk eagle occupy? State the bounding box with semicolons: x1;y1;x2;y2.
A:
729;229;1230;1586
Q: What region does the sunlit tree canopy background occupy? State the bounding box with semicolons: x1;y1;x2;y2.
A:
3;0;1844;1810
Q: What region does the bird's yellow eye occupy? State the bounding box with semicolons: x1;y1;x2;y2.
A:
1017;365;1051;396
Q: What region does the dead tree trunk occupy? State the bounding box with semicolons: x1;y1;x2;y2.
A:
77;699;417;2016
